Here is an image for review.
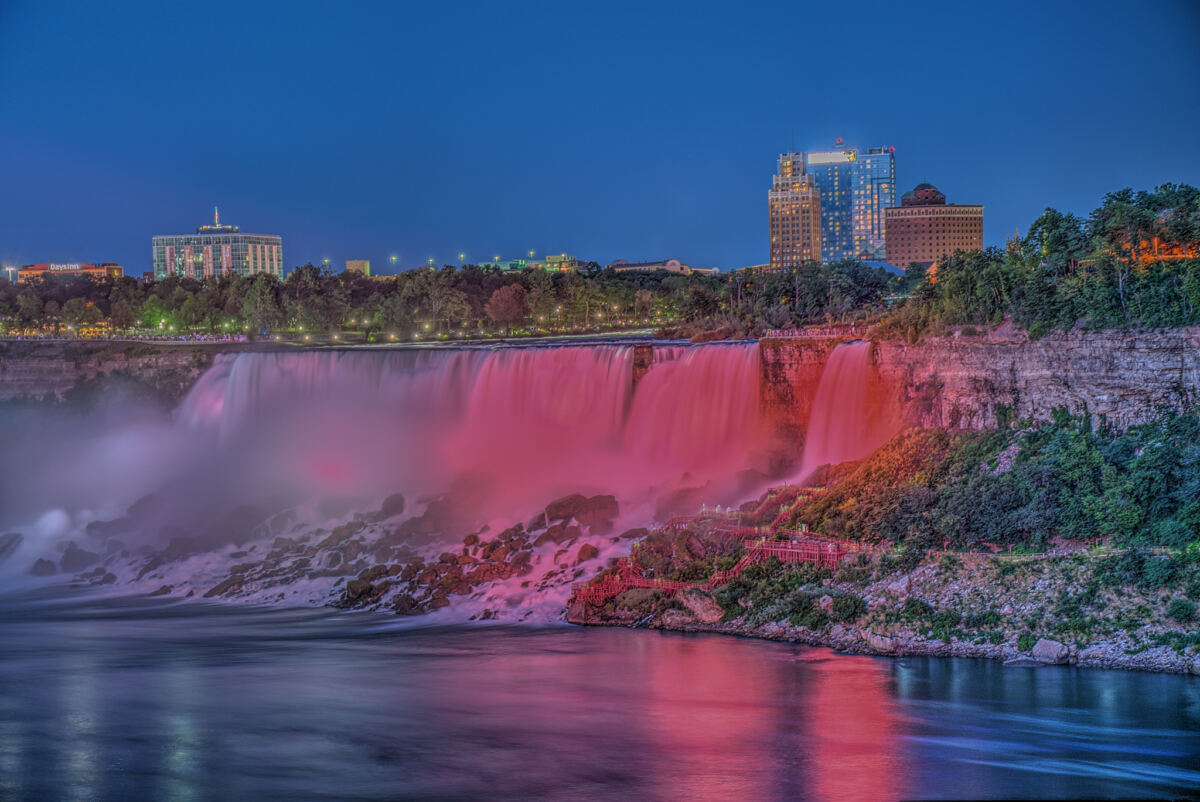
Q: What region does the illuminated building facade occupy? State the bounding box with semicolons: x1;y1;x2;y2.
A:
852;147;896;260
768;152;822;269
152;208;283;279
345;260;371;276
806;148;856;261
883;183;983;269
607;258;692;274
16;263;123;283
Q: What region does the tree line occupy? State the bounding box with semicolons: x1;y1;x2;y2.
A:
883;183;1200;340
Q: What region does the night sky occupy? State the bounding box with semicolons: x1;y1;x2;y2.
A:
1;0;1198;275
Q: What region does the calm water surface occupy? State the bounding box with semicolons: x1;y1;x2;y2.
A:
0;590;1197;801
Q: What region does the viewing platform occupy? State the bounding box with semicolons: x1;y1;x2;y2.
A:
570;515;853;607
761;325;862;340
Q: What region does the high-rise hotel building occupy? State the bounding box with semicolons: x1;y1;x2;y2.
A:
768;152;821;269
153;209;283;280
851;147;895;261
805;147;856;262
883;183;983;269
805;144;896;262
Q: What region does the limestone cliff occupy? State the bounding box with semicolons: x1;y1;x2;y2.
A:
0;341;222;404
761;327;1200;434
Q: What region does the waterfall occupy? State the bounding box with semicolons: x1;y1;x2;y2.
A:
797;340;894;481
173;343;773;523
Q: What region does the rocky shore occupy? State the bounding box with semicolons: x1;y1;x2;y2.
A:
567;532;1200;677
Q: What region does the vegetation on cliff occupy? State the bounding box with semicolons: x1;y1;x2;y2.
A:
882;184;1200;340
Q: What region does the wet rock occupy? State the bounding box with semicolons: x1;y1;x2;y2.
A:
528;512;547;530
99;573;117;585
1031;638;1069;664
576;543;600;563
358;565;388;583
31;558;57;576
60;543;102;573
272;536;299;552
660;609;696;628
392;594;420;615
618;527;648;540
380;493;406;519
466;563;512;584
203;576;242;598
148;585;173;597
0;532;23;564
534;523;581;547
318;521;366;549
345;579;375;601
865;632;895;653
463;533;479;547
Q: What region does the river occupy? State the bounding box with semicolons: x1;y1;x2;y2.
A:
1;590;1197;800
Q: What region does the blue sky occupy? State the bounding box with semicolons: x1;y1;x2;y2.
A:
1;0;1198;274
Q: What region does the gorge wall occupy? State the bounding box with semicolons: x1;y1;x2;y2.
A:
0;341;223;404
760;327;1200;437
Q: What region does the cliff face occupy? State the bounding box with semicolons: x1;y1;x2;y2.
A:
758;338;839;448
761;327;1200;435
0;341;221;404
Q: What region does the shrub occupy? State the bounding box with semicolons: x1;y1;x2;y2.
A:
902;598;935;620
931;610;962;629
831;594;867;623
964;609;1001;628
1017;633;1036;652
1167;597;1196;623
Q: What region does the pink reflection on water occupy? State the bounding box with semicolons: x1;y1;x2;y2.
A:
402;632;907;800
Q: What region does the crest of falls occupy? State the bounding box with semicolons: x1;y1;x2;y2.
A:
172;342;771;520
797;340;897;482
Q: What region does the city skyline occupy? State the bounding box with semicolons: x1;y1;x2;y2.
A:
1;0;1198;274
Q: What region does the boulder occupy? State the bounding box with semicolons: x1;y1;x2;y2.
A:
576;543;600;563
1031;638;1069;665
544;493;619;530
865;632;895;653
818;594;834;613
345;579;374;601
30;558;57;576
463;533;479;547
678;590;724;624
0;532;22;564
148;585;173;597
203;576;242;598
60;543;102;573
380;493;406;519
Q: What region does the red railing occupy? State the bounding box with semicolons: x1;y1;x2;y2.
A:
571;532;849;606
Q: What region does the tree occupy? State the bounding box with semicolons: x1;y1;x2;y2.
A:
240;275;282;333
484;284;529;332
110;300;136;332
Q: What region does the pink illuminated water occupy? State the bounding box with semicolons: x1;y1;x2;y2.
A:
176;343;772;528
797;340;895;481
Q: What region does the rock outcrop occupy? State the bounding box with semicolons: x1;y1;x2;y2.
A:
760;327;1200;437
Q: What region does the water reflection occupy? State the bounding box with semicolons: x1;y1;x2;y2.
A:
0;593;1197;800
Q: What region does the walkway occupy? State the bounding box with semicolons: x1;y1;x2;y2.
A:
571;518;850;607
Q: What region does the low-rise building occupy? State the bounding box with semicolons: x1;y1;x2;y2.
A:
17;262;123;283
883;184;983;269
607;258;692;274
345;259;371;277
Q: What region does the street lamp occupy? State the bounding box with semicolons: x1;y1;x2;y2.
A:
3;266;14;283
458;252;466;264
427;257;435;268
390;255;398;271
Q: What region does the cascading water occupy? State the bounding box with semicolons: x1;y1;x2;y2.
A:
796;340;897;482
0;341;780;619
176;343;770;516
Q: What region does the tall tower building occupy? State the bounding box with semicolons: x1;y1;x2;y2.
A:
852;147;896;260
806;145;857;262
768;152;821;269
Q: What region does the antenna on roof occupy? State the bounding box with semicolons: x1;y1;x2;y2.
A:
214;206;220;227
